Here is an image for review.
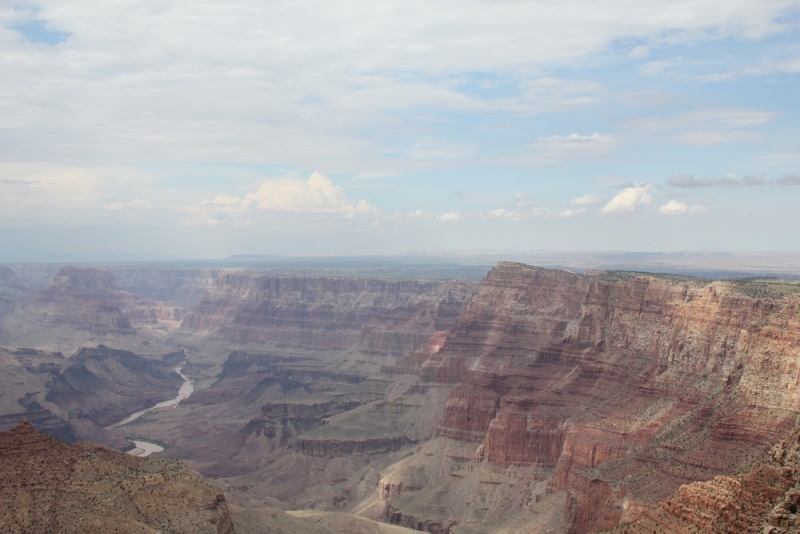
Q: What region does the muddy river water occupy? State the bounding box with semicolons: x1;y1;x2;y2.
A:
107;365;194;457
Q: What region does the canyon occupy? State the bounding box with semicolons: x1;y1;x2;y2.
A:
1;260;800;532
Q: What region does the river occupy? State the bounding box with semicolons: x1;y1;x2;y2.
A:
107;365;194;457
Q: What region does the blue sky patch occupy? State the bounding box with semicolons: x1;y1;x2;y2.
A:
11;19;69;45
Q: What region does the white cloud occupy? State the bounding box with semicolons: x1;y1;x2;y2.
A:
658;200;707;215
1;1;790;170
533;133;619;155
489;208;518;220
560;208;586;218
628;109;773;130
408;138;472;160
629;45;650;59
438;211;461;222
210;194;242;205
571;193;606;205
242;172;377;215
642;53;800;82
657;200;688;215
0;163;154;225
672;130;758;145
488;198;583;221
107;198;153;211
602;184;652;214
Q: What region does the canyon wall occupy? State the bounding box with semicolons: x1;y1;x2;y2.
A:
111;267;219;307
382;262;800;533
1;266;185;352
179;273;476;360
0;345;182;450
46;344;183;427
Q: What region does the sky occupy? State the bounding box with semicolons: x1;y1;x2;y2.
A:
1;1;799;261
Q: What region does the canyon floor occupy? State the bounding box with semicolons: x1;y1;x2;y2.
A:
2;257;800;533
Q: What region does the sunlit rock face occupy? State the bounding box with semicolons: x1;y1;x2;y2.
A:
387;262;800;532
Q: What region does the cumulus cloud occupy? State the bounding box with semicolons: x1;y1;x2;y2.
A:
628;45;650;59
559;208;586;218
658;200;688;215
242;172;377;215
658;201;707;215
571;193;606;205
667;174;765;188
602;184;652;214
438;211;461;222
193;172;378;226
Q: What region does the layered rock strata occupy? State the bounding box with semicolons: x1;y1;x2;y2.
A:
610;423;800;533
0;345;182;450
179;273;475;358
1;266;185;351
46;345;183;427
381;263;800;533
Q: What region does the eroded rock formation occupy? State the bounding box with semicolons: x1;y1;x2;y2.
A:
179;273;476;359
381;263;800;533
0;345;182;450
46;345;183;427
1;266;185;352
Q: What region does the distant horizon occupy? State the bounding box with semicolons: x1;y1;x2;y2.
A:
4;250;800;279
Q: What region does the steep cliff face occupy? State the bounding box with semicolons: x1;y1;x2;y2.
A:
46;345;183;427
1;266;185;351
12;266;135;336
0;266;29;323
0;345;186;451
111;267;219;307
180;273;476;357
0;421;235;534
386;263;800;533
610;423;800;534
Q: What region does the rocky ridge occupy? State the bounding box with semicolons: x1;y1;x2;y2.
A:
0;421;235;533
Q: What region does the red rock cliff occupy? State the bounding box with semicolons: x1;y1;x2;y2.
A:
417;262;800;532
